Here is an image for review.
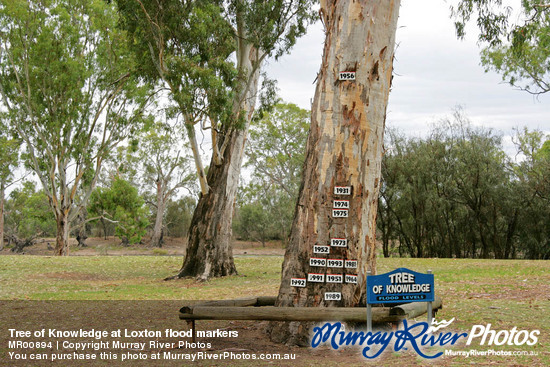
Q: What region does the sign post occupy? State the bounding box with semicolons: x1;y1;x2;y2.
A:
427;269;433;325
366;270;372;332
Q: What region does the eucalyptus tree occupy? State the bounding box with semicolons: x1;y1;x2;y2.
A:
0;127;20;250
135;122;196;247
88;177;150;245
452;0;550;95
117;0;316;280
236;102;309;243
270;0;401;345
245;102;310;199
0;0;150;255
4;181;55;243
513;129;550;259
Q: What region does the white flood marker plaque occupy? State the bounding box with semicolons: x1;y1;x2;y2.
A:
309;257;327;267
338;71;356;81
333;186;351;195
290;278;306;287
307;273;325;283
345;274;358;284
326;274;343;283
313;245;330;254
333;200;350;209
330;238;347;247
332;209;349;218
324;292;342;301
327;258;344;268
344;259;358;269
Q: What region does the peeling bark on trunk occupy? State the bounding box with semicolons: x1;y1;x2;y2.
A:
175;127;245;280
174;42;262;281
151;178;165;248
270;0;400;345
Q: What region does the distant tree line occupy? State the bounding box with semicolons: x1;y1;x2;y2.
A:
380;111;550;260
2;176;196;250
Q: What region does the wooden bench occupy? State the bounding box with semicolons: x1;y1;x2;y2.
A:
179;296;442;342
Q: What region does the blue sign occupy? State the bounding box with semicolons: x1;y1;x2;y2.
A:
367;268;434;304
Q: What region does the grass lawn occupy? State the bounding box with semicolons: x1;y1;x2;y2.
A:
0;255;548;366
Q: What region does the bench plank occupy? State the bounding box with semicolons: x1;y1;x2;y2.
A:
180;306;405;323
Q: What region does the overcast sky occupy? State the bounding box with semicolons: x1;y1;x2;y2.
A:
264;0;548;154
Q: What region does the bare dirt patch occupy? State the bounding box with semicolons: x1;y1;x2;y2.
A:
0;301;372;367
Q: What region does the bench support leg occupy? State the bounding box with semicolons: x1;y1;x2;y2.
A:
186;320;196;343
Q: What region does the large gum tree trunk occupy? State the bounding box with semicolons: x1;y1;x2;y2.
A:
174;43;262;281
175;128;246;280
270;0;400;345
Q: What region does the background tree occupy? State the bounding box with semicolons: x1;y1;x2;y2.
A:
376;111;550;260
271;0;401;345
513;128;550;259
234;190;272;247
376;129;403;258
0;125;20;250
165;196;196;239
4;181;56;252
235;102;309;244
117;0;316;280
245;103;310;199
0;0;150;255
135;122;196;247
88;177;149;245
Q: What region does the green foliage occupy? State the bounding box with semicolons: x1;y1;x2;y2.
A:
165;196;196;238
5;181;56;238
235;201;271;245
136;121;196;197
452;0;550;94
379;110;549;259
246;102;310;197
0;0;151;245
116;0;317;152
88;177;149;244
116;0;236;126
235;183;296;245
0;134;19;187
227;0;317;60
511;128;550;259
235;102;309;243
